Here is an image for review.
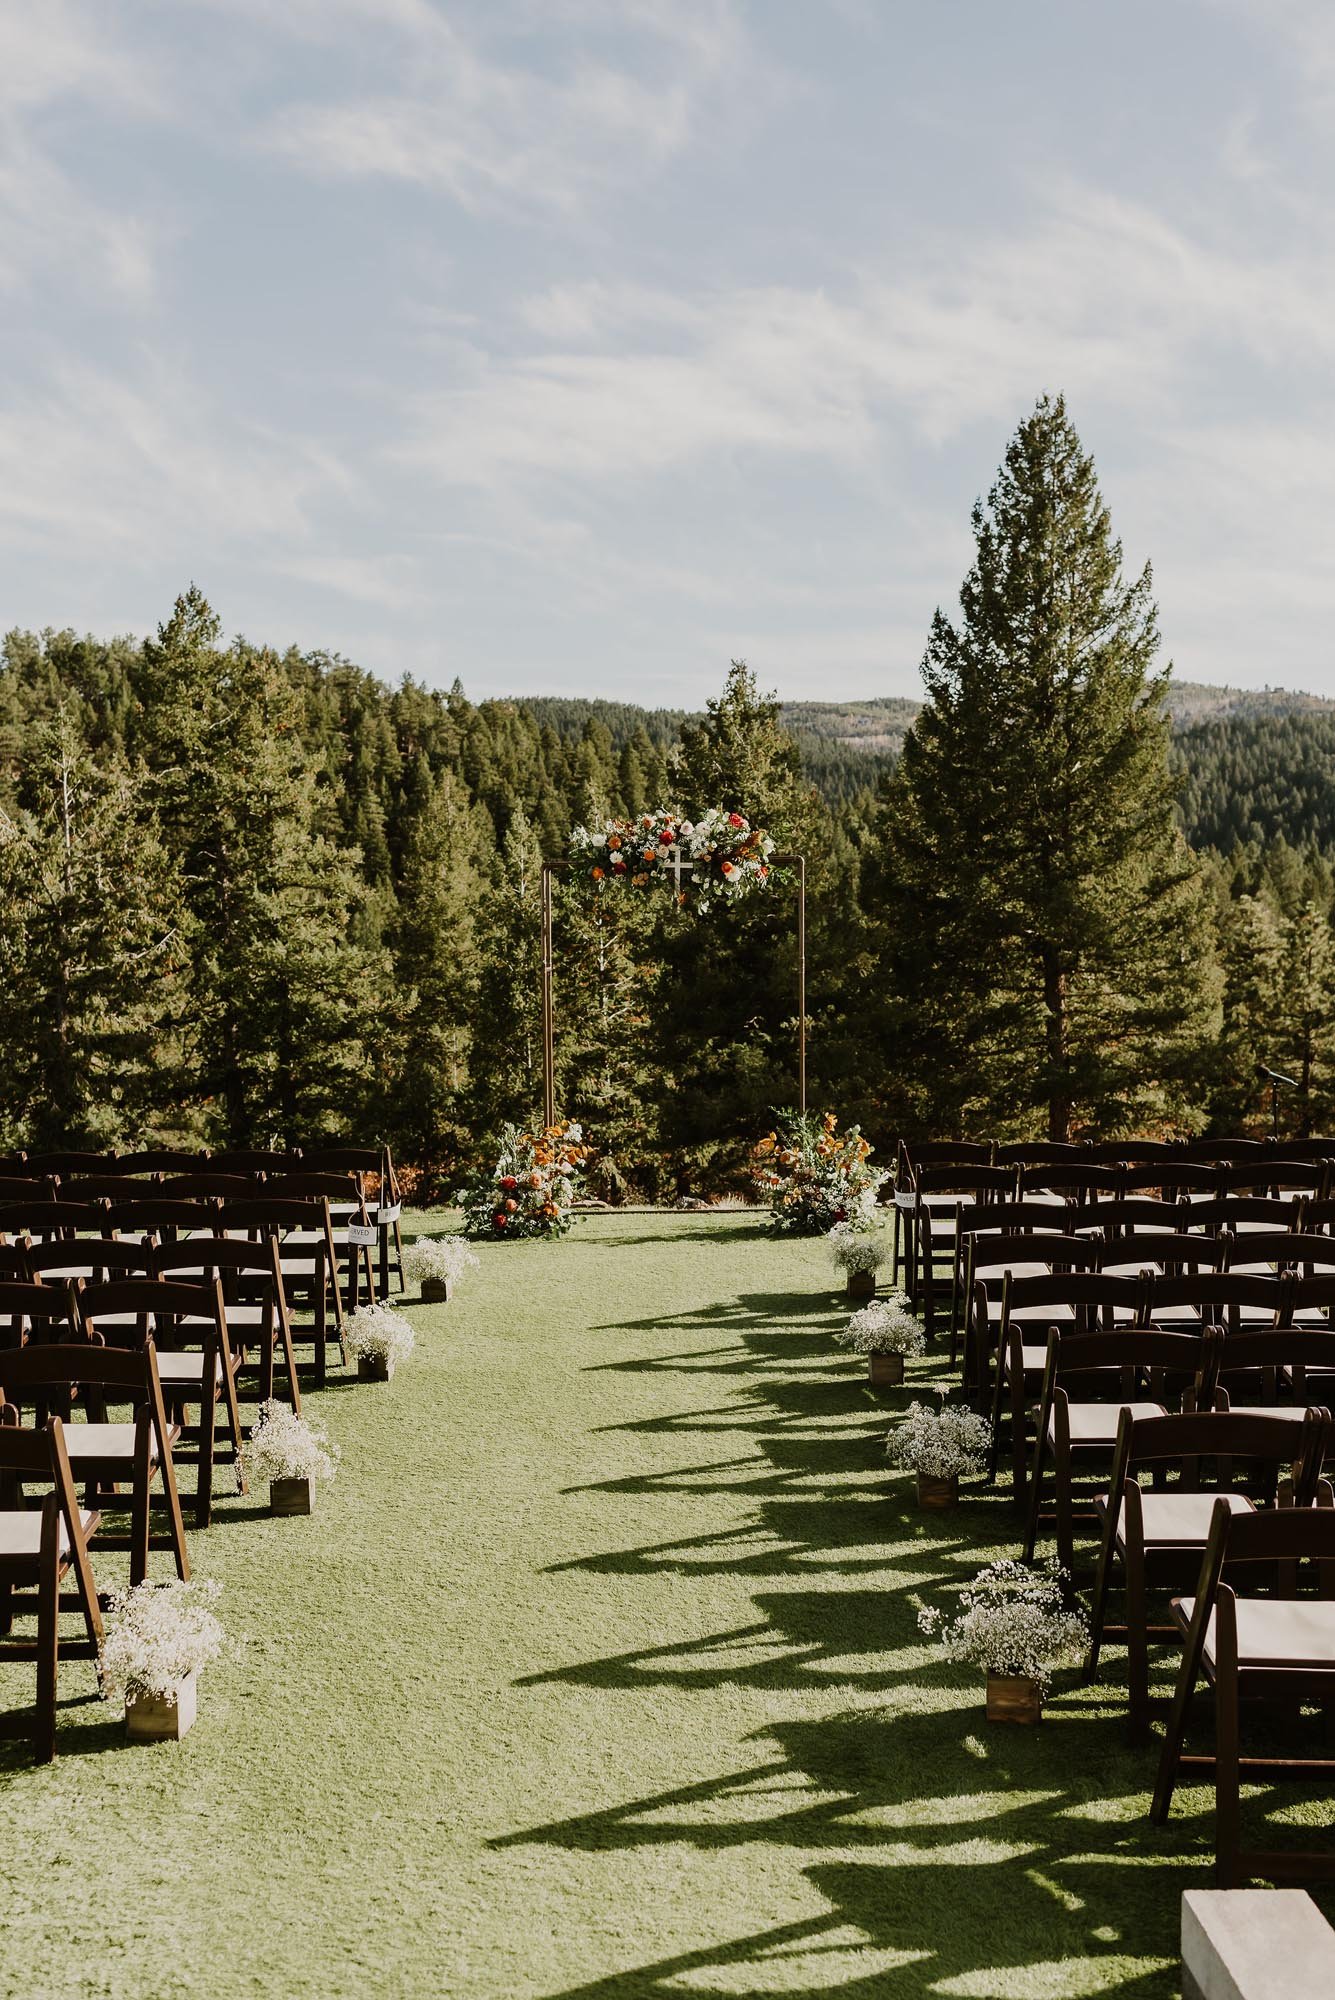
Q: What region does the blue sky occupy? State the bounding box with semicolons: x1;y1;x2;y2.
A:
3;0;1333;705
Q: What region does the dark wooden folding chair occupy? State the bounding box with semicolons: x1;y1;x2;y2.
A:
911;1163;1015;1330
1023;1324;1221;1573
264;1173;375;1312
220;1198;343;1380
207;1149;299;1174
891;1140;991;1288
1153;1499;1335;1883
1086;1406;1330;1740
1084;1231;1228;1279
151;1236;301;1411
992;1142;1085;1167
990;1272;1150;1503
0;1176;59;1206
0;1278;80;1351
1217;1161;1330;1201
1212;1325;1335;1428
300;1144;407;1297
25;1239;155;1286
158;1173;261;1201
23;1152;112;1180
74;1278;245;1528
1175;1140;1268;1163
1014;1163;1127;1210
1086;1197;1186;1234
1185;1196;1302;1237
1146;1269;1291;1333
948;1201;1072;1363
0;1200;108;1246
0;1339;188;1583
965;1233;1101;1395
105;1197;220;1245
0;1416;103;1763
114;1150;206;1175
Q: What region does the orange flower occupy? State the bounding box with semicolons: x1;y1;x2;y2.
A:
591;866;604;881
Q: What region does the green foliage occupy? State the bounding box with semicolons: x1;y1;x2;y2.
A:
870;394;1221;1141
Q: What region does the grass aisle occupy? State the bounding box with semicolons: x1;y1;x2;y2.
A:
3;1214;1329;1997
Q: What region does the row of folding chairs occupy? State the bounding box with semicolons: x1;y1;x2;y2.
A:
993;1319;1335;1884
0;1145;406;1297
901;1161;1335;1318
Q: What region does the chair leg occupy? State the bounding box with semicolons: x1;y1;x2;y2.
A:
1085;1521;1115;1680
219;1348;249;1492
155;1435;191;1584
1214;1598;1242;1885
36;1516;59;1764
195;1367;218;1530
1152;1651;1200;1824
277;1312;302;1416
1126;1551;1150;1744
130;1434;153;1587
0;1578;12;1637
1009;1362;1029;1509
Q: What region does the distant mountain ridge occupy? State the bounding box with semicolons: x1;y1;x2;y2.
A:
516;681;1335;846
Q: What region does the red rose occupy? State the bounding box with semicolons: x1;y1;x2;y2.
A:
728;812;743;828
613;859;627;874
659;828;673;844
494;1211;508;1230
500;1175;517;1191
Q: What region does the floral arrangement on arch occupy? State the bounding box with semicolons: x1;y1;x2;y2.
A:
461;1122;589;1239
568;807;775;915
753;1111;887;1234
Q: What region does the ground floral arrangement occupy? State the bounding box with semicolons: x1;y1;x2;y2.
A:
827;1221;889;1277
345;1302;417;1370
918;1559;1087;1696
401;1235;478;1289
754;1111;887;1234
245;1402;340;1486
833;1297;925;1358
886;1399;992;1480
101;1579;226;1710
460;1122;589;1239
569;807;775;914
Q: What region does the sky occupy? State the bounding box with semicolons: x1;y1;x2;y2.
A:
2;0;1334;707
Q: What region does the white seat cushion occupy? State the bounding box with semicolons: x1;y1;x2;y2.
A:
1178;1594;1335;1671
1105;1489;1254;1550
155;1351;224;1387
61;1422;156;1464
1219;1403;1309;1422
0;1506;96;1558
1048;1400;1166;1445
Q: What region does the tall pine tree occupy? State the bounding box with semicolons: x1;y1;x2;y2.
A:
871;395;1219;1140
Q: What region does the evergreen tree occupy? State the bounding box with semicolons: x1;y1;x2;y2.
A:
135;587;388;1144
0;710;185;1148
871;395;1220;1140
387;769;488;1167
471;807;546;1145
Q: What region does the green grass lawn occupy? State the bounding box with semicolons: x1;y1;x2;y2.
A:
3;1214;1333;1998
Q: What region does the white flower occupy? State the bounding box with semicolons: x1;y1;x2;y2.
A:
834;1299;924;1357
593;833;607;848
345;1303;417;1367
917;1559;1087;1694
101;1579;226;1707
886;1400;991;1479
245;1401;339;1484
827;1221;888;1273
402;1235;478;1287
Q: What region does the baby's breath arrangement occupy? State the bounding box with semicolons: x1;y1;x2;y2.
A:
918;1560;1087;1694
827;1222;889;1276
834;1298;925;1359
101;1579;226;1708
345;1303;417;1369
886;1400;991;1479
245;1401;339;1485
401;1236;479;1288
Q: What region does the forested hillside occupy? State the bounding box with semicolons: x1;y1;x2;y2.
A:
3;582;1335;1187
527;689;1335;845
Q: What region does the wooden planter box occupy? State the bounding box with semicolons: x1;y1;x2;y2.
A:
420;1277;451;1304
357;1353;395;1382
270;1476;314;1516
916;1473;958;1511
126;1673;197;1743
846;1270;878;1301
868;1351;905;1387
986;1674;1043;1725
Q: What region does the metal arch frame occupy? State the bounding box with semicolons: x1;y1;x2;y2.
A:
540;854;806;1129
